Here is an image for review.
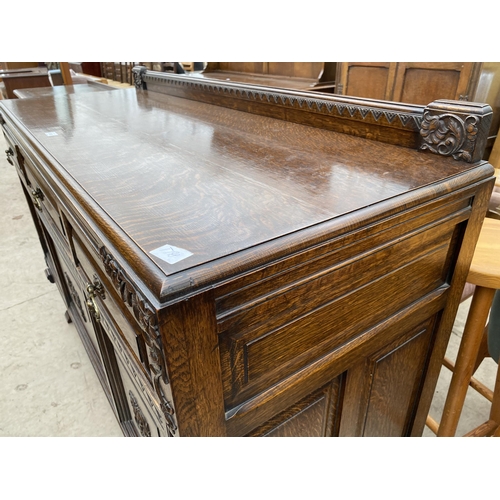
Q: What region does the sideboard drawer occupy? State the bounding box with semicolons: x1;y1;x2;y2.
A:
2;126;30;188
71;235;143;367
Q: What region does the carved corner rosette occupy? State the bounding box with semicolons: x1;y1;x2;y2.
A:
132;66;148;90
99;246;177;435
419;100;492;163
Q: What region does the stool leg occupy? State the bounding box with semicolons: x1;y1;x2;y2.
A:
438;286;496;436
489;357;500;425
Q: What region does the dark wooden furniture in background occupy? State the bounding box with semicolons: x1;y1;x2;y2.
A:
0;67;50;99
336;62;500;157
100;62;134;85
69;63;102;78
0;62;40;70
201;62;337;92
0;66;495;437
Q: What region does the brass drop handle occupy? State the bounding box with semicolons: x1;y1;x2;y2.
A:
31;187;43;211
5;148;14;165
86;277;104;322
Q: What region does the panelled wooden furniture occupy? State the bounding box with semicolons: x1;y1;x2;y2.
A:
201;62;337;92
100;62;134;85
0;66;496;437
336;62;500;158
68;63;102;78
0;62;39;71
0;67;50;99
429;218;500;436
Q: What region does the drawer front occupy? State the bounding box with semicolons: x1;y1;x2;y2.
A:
21;153;67;240
56;243;103;362
72;234;143;366
3;126;31;188
4;131;69;247
218;192;472;410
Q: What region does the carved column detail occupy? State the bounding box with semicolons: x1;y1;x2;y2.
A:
129;390;151;437
99;246;177;435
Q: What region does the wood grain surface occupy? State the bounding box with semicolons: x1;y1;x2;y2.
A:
0;90;485;284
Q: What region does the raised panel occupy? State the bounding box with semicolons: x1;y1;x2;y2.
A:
219;207;468;408
246;377;343;437
400;69;460;104
342;62;395;100
339;316;437;437
393;62;474;104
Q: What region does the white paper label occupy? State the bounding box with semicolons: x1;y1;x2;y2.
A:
45;131;58;136
150;244;193;264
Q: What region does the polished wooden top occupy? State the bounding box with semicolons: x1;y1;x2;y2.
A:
0;67;48;79
467;217;500;289
0;87;494;300
13;83;117;99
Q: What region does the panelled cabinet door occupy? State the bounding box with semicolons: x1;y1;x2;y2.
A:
338;316;437;437
391;62;474;104
246;377;344;437
338;62;475;105
338;62;398;100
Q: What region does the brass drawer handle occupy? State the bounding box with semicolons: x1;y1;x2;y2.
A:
31;187;44;211
86;275;105;322
5;147;14;165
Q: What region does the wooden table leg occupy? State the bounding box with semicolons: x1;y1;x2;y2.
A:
438;286;496;436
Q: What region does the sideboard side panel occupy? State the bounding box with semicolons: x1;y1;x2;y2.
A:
410;177;495;435
159;291;227;436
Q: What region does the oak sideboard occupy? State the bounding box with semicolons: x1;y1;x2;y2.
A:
0;66;495;436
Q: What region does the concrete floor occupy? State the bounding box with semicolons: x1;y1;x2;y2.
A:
0;128;123;436
0;111;497;438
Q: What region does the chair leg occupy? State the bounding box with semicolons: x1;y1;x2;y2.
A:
438;286;496;436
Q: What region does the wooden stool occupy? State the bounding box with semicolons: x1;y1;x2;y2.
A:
436;217;500;436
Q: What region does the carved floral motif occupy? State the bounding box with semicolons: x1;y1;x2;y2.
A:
133;67;147;90
99;246;177;435
419;111;479;162
129;390;151;437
